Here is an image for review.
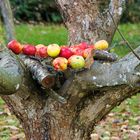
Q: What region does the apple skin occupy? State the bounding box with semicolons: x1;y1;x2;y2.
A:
47;44;60;58
94;40;108;50
83;48;93;58
23;45;36;56
69;42;89;56
77;42;88;50
35;44;48;58
38;47;48;58
70;46;84;56
52;57;68;71
59;47;73;59
7;40;23;54
68;55;85;69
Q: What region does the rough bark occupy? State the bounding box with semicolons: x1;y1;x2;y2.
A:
1;46;140;140
1;0;140;140
0;0;15;42
57;0;125;44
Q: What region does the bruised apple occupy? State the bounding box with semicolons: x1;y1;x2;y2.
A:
83;48;93;58
7;40;23;54
68;55;85;69
52;57;68;71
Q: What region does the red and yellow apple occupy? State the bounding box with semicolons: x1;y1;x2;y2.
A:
68;55;85;69
23;45;36;56
47;44;60;57
94;40;108;50
83;48;93;58
52;57;68;71
70;46;84;56
7;40;23;54
59;47;73;59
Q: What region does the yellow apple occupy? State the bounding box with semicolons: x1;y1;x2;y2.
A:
94;40;109;50
47;44;60;57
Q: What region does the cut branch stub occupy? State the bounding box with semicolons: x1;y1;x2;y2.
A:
0;51;23;95
20;55;56;88
94;50;118;62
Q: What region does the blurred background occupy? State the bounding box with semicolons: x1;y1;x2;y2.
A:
8;0;140;23
0;0;140;140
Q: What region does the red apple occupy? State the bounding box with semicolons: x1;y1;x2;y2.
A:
59;47;73;59
35;44;48;58
7;40;23;54
52;57;68;71
88;45;95;49
38;47;48;58
23;45;36;56
70;46;84;56
77;42;88;49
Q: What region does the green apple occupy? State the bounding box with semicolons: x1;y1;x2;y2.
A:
68;55;85;69
47;44;60;57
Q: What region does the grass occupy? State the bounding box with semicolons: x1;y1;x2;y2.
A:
112;23;140;57
0;23;140;139
16;24;68;46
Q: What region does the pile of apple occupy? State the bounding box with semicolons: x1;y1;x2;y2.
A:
7;40;108;71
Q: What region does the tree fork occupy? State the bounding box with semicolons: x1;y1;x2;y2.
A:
0;0;140;140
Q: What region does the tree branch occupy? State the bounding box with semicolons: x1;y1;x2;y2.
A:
0;0;15;42
20;55;56;88
0;51;23;95
59;46;140;114
56;47;139;139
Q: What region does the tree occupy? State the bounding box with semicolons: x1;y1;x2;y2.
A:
0;0;140;140
0;0;15;42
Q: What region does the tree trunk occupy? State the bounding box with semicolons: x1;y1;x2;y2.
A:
0;0;15;42
57;0;125;44
0;0;140;140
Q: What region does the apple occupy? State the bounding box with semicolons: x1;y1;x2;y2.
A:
83;48;93;58
77;42;88;49
23;45;36;56
38;47;48;58
68;55;85;69
52;57;68;71
36;44;46;48
47;44;60;57
59;47;73;59
94;40;108;50
35;44;48;58
7;40;23;54
70;46;84;56
88;44;95;49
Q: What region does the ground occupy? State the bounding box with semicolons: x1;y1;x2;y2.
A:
0;23;140;140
